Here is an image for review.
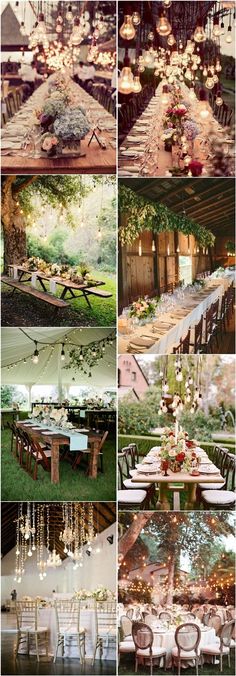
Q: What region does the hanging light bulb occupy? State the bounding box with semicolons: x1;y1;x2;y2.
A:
132;12;141;26
133;75;142;93
118;52;134;94
203;65;208;77
194;19;206;43
162;380;169;393
61;344;65;361
215;93;223;106
156;11;172;37
205;70;215;89
138;239;142;256
147;30;154;41
70;17;83;46
20;21;27;36
226;25;232;43
213;17;221;37
215;60;222;72
119;15;136;40
66;4;73;22
163;0;172;7
167;34;176;46
97;227;102;239
152;239;156;252
213;73;219;83
32;342;39;364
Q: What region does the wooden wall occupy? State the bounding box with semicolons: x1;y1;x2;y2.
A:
118;228;233;311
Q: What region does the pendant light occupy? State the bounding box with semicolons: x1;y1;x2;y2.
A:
119;15;136;40
213;16;221;37
194;17;206;43
66;5;73;22
215;91;223;106
167;34;176;46
138;239;142;256
205;69;215;89
156;11;172;37
152;239;156;252
118;51;134;95
132;12;141;27
133;74;142;93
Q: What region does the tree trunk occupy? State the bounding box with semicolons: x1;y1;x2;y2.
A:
2;176;27;272
166;555;175;605
119;513;153;560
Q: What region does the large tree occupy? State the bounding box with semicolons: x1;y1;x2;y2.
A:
1;175;114;272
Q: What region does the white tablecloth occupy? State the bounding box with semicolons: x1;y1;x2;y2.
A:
119;280;227;354
18;607;115;661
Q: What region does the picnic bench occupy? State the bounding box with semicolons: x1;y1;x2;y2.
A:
1;276;68;314
2;265;113;311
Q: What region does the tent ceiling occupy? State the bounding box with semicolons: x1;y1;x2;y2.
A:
1;502;116;560
1;328;116;387
119;178;235;238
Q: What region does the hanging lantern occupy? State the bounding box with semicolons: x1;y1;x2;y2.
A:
119;15;136;40
193;18;206;43
156;11;172;37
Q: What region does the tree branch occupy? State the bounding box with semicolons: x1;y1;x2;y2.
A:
13;176;38;195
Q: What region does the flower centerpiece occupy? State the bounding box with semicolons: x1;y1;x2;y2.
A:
53;107;90;155
49;407;68;428
128;296;158;324
188;160;203;177
73;589;93;600
160;426;197;473
31;405;44;420
92;587;115;602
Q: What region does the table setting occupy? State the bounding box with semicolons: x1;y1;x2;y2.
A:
118;81;234;178
118;278;227;354
1;71;116;173
130;425;224;510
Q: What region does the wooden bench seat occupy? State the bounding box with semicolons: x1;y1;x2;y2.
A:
1;276;68;308
85;287;112;298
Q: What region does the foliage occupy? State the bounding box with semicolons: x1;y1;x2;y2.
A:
118;393;160;435
178;409;220;441
122;577;152;604
225;240;235;253
1;385;26;407
119;184;215;247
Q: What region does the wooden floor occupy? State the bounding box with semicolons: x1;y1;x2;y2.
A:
1;632;116;676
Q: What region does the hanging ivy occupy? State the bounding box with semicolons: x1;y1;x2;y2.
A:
119;185;215;248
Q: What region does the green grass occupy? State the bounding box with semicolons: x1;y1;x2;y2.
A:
1;271;116;327
1;429;116;501
119;653;235;675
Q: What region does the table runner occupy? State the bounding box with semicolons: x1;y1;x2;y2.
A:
25;421;88;452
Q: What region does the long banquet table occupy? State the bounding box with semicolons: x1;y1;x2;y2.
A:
118;81;233;177
131;446;224;510
16;421;103;484
1;76;116;174
118;279;228;354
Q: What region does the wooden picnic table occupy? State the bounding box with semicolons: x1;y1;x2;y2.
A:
7;265;111;308
16;421;103;484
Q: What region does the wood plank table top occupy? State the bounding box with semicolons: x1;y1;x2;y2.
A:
17;421;103;484
8;265;104;291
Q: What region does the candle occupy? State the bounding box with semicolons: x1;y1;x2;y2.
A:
175;420;179;443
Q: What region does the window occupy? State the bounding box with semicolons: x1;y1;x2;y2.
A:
179;255;192;285
131;372;137;382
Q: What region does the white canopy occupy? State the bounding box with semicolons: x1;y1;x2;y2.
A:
1;328;116;387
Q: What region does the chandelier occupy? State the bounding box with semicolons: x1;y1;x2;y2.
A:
47;548;62;568
20;502;36;543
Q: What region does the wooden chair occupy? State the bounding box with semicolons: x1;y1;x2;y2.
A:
26;434;52;480
208;613;222;636
72;431;108;473
201;620;234;672
132;621;167;674
201;455;235;510
173;330;190;354
120;615;132;640
189;316;203;353
15;600;49;661
54;599;85;663
172;623;201;676
118;460;147;510
159;610;172;622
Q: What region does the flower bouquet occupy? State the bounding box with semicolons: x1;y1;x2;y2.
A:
49;407;68;428
128;296;158;324
188;160;203;177
74;589;93;600
160;427;194;473
92;587;115;602
53;107;90;156
32;405;44;420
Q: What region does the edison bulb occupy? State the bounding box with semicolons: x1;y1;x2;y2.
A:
133;75;142;93
216;96;223;106
203;66;208;77
205;73;215;89
118;67;134;94
213;21;221;37
132;12;141;26
226;30;232;43
213;74;219;83
167;34;176;46
147;30;154;41
156;14;172;37
119;15;136;40
194;24;206;43
138;65;145;73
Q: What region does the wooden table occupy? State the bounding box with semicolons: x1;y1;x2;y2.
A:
131;462;224;510
1;408;19;429
7;266;109;309
1;142;116;174
16;422;103;484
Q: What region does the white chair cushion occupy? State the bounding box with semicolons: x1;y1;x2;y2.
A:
118;490;147;504
20;625;48;633
172;647;200;658
199;482;225;490
123;635;132;641
201;645;230;655
137;647;166;657
201;490;236;505
230;639;236;647
124;479;152;489
119;641;135;652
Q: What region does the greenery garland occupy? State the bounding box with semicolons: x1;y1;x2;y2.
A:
119;185;215;248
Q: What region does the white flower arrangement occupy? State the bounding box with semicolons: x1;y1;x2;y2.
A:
32;405;44;418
